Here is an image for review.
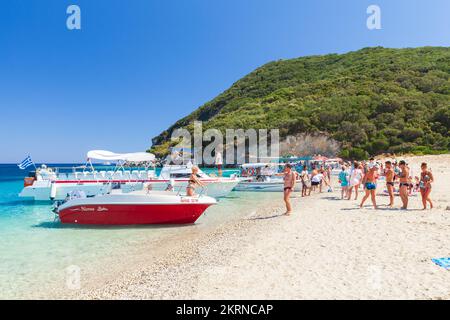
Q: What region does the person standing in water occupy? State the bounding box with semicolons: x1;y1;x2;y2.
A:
360;164;378;209
384;161;395;207
397;160;410;210
419;162;434;210
186;166;206;196
280;164;296;215
215;151;223;177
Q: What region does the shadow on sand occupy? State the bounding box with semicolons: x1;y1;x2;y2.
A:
248;213;285;220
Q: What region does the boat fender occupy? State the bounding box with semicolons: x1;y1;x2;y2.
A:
50;182;57;200
24;177;35;187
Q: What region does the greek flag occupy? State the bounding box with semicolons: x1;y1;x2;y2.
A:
18;156;35;170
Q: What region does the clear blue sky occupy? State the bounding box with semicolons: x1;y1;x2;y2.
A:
0;0;448;163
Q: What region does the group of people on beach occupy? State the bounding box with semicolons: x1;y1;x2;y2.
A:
281;163;333;215
281;158;434;215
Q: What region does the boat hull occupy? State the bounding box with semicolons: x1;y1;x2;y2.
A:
59;203;212;225
57;192;216;225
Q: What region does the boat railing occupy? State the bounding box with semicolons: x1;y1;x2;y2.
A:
39;166;156;183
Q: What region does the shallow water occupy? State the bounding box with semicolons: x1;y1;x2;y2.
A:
0;164;279;298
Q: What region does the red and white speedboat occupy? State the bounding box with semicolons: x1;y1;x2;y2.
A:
56;190;217;225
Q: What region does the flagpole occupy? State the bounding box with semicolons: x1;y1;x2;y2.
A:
30;155;37;170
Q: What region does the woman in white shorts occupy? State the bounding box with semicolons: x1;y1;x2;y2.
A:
347;162;363;200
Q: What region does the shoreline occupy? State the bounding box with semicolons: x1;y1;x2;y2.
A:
65;155;449;299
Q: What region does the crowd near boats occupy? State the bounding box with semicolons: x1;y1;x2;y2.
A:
17;150;433;225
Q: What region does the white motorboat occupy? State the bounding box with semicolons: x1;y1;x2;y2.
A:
19;150;239;201
234;163;302;192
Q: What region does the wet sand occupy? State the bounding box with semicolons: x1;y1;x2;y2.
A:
72;155;450;300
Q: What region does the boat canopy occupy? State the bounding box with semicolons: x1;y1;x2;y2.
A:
87;150;155;162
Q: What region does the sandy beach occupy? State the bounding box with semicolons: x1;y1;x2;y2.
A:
72;154;450;300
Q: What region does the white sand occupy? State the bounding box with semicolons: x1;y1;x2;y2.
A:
75;155;450;300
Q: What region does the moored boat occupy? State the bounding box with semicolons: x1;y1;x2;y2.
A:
234;163;302;192
19;151;239;201
55;190;216;225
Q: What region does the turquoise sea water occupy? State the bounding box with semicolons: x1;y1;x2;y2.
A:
0;164;277;299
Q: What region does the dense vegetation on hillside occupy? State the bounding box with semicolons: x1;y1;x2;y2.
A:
151;47;450;159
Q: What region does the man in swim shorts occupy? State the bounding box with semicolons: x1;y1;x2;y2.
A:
360;163;378;209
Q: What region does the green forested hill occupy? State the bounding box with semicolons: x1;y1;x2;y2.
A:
151;47;450;159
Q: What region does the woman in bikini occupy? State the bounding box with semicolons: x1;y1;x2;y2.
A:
281;164;296;215
384;161;395;207
419;162;434;210
397;160;410;210
186;166;206;196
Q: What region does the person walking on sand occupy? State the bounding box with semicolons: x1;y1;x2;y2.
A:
397;160;410;210
338;165;349;199
277;164;296;215
360;163;378;209
300;165;311;197
384;161;395;207
347;162;363;200
419;162;434;210
326;165;332;184
311;170;324;192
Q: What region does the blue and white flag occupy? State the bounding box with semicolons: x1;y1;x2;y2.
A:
18;156;35;170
